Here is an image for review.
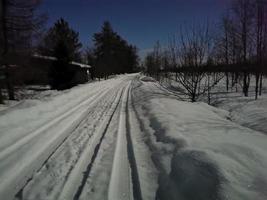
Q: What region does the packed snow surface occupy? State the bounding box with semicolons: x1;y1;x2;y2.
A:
0;75;135;199
0;74;266;200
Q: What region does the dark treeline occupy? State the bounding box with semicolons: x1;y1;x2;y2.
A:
144;0;267;102
87;21;139;80
0;0;139;101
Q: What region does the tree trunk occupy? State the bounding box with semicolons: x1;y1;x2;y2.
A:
243;72;249;97
226;72;229;92
231;73;235;88
259;73;263;96
255;73;260;100
5;65;15;100
1;0;14;100
191;93;196;102
0;87;3;104
208;74;211;105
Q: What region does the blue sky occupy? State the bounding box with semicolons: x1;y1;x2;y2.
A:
40;0;231;56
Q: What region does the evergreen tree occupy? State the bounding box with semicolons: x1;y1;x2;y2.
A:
49;40;75;90
43;18;82;89
93;21;138;78
93;21;115;78
39;18;82;62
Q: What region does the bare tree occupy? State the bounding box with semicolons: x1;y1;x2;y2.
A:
153;41;162;81
168;36;179;81
255;0;267;97
176;24;213;102
0;0;45;100
232;0;255;96
220;15;232;91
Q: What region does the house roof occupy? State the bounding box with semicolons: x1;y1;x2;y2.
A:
71;61;91;69
33;54;91;69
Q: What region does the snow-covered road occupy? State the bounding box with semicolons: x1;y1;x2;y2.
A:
0;74;267;200
0;74;142;200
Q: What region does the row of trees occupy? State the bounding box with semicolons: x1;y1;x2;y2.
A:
215;0;267;99
39;20;139;88
145;0;267;102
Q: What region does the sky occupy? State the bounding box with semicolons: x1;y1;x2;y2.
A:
40;0;231;57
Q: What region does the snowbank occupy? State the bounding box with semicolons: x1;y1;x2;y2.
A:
140;76;156;82
150;98;267;200
133;80;267;200
215;95;267;135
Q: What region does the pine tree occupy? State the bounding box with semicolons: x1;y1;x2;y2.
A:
93;21;138;78
93;21;115;78
49;40;74;90
43;18;82;90
39;18;82;62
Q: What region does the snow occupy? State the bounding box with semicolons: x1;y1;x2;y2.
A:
132;77;267;200
214;95;267;134
71;61;91;69
59;87;124;200
128;85;158;200
108;82;133;200
0;73;267;200
0;75;132;200
22;84;123;200
140;75;156;82
33;54;91;68
0;100;22;112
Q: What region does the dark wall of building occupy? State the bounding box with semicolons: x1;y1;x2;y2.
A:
11;57;89;86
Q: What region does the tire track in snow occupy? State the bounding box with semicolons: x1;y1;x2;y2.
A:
15;88;117;200
17;86;123;200
108;82;143;200
57;87;124;200
0;86;109;160
125;86;143;200
5;75;140;200
72;88;124;200
0;86;112;200
10;87;113;200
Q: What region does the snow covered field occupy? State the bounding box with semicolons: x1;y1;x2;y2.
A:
0;74;266;200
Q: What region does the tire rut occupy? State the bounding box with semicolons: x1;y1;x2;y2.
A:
73;88;124;200
14;86;121;200
125;86;143;200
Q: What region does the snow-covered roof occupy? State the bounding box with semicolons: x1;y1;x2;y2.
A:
33;54;57;61
33;54;91;69
71;61;91;69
